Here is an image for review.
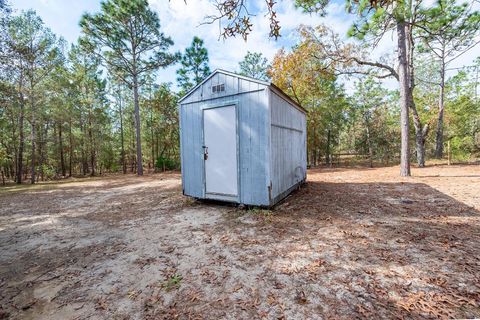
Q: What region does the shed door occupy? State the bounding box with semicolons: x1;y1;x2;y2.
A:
203;105;238;196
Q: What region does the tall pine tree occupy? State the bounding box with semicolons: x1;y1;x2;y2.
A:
417;0;480;158
80;0;177;176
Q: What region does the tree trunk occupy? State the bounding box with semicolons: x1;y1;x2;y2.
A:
58;123;66;177
130;116;135;173
9;122;18;183
447;140;451;165
80;115;89;176
406;19;428;168
30;96;36;184
434;57;446;159
325;129;331;166
24;159;28;181
410;102;427;167
69;118;73;177
364;116;373;168
397;20;411;177
312;123;317;167
155;133;159;162
119;92;126;174
150;108;155;171
38;122;45;182
17;100;25;184
88;110;95;176
10;164;15;181
133;73;143;176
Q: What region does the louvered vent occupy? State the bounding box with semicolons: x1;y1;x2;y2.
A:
212;84;225;93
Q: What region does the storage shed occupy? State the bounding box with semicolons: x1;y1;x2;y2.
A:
179;69;306;207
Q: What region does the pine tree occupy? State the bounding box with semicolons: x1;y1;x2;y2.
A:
238;51;271;81
80;0;177;176
6;10;61;184
177;36;210;94
417;0;480;158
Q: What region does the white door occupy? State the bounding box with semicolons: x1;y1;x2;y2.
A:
203;105;238;196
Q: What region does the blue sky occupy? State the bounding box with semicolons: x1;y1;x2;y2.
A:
10;0;480;92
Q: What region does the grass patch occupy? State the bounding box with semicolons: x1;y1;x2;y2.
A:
249;208;275;222
162;274;182;291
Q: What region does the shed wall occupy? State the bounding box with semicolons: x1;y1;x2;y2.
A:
180;86;270;206
269;89;307;202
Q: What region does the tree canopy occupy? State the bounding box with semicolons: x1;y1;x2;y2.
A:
238;51;271;81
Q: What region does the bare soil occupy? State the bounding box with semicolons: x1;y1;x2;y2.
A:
0;165;479;319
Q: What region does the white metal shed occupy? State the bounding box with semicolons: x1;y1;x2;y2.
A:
179;69;307;207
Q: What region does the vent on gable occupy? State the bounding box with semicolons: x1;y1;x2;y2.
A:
212;84;225;93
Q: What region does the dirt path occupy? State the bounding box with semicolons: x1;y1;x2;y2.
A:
0;165;479;319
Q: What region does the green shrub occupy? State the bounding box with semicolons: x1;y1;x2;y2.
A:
40;165;57;180
155;156;177;170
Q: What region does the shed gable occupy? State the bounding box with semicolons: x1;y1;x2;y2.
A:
179;70;268;105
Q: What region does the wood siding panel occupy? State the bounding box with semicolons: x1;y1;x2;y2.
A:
270;90;307;201
180;103;203;198
237;89;269;205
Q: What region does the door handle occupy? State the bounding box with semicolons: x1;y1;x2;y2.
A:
203;146;208;160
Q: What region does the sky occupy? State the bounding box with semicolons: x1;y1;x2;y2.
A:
10;0;480;93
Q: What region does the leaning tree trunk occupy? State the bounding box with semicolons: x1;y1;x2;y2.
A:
434;56;446;159
397;20;411;177
133;72;143;176
405;19;427;169
410;101;427;168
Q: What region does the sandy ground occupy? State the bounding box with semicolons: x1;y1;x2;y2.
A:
0;165;479;319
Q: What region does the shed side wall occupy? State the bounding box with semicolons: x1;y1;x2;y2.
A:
269;89;307;202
